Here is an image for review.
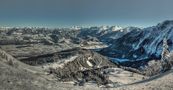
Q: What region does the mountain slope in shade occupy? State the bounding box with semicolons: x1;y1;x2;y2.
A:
100;20;173;62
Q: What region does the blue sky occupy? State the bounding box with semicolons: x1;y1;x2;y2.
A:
0;0;173;28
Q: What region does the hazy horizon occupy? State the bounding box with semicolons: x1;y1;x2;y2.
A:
0;0;173;28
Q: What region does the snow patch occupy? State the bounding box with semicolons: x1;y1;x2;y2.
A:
87;60;93;67
42;56;78;69
109;57;129;63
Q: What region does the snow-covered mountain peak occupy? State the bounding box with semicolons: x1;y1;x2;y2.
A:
98;25;122;31
110;26;123;31
99;25;110;30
